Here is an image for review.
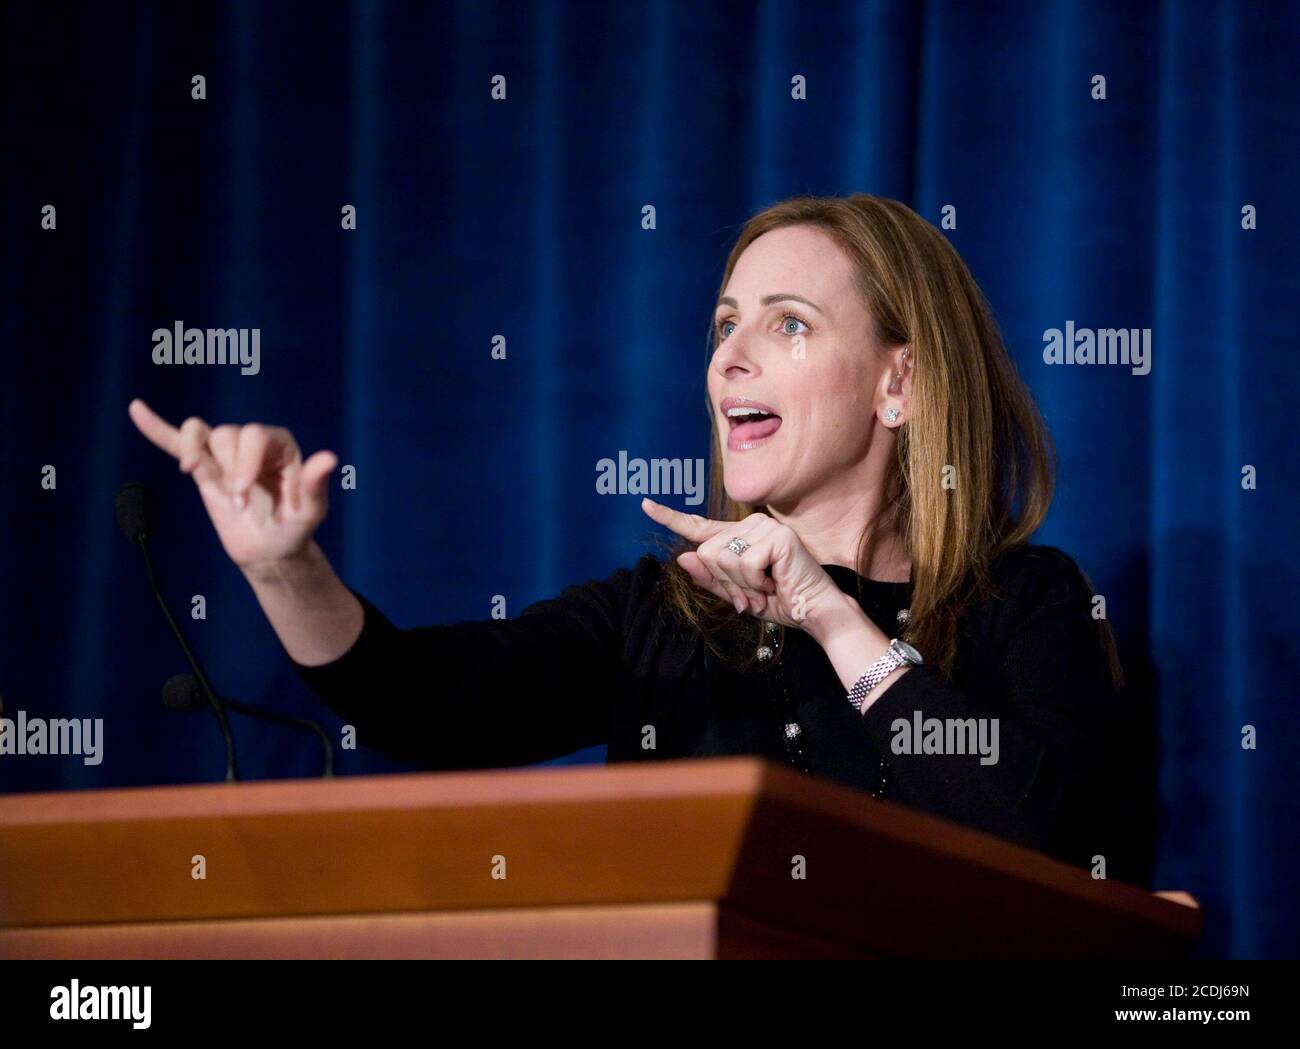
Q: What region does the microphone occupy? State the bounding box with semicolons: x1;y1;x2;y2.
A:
163;674;335;778
115;481;238;782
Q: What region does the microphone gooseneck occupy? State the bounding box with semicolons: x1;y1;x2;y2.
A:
116;481;238;782
163;673;335;778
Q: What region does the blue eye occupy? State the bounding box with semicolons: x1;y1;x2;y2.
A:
715;313;810;342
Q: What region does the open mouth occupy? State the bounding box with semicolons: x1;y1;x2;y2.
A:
724;401;783;445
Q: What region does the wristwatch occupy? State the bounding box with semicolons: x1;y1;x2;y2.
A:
847;638;923;714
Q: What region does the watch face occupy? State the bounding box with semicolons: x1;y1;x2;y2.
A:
893;639;923;665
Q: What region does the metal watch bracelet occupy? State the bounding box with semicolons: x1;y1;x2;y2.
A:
846;638;923;714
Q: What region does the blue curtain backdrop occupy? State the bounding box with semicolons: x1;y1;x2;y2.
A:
1;0;1296;959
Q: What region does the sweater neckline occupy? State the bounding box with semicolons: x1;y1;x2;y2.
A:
820;562;912;593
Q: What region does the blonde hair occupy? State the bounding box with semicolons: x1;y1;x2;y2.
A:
660;193;1123;687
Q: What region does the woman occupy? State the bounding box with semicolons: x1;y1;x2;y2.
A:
128;193;1124;872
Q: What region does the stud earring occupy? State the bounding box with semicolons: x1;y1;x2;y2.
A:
884;408;900;423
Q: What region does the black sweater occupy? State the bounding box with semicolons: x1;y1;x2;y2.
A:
291;544;1120;871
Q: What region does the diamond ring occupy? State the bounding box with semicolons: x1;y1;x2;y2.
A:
727;537;750;556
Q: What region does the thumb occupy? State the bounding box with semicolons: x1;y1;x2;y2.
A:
301;450;338;506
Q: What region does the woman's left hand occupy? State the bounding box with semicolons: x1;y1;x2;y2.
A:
640;497;848;631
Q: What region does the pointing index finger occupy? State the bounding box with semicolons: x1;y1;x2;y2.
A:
128;399;182;459
641;497;728;543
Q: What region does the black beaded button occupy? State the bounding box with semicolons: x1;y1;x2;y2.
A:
869;758;892;798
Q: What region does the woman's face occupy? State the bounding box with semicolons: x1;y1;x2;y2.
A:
709;224;895;509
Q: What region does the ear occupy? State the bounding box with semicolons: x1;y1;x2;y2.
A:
878;345;913;428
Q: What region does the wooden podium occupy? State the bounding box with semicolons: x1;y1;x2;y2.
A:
0;757;1199;959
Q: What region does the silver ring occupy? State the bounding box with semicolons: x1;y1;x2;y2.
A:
727;537;750;556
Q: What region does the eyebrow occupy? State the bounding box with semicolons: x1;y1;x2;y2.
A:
715;293;826;316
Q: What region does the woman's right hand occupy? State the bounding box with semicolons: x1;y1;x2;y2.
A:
127;399;338;575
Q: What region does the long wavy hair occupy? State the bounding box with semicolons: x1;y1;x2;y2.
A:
660;193;1123;687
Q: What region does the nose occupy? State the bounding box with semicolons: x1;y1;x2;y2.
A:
710;326;759;381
